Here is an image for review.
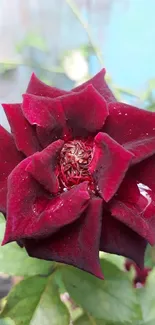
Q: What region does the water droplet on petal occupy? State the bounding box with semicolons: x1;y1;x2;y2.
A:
137;182;152;213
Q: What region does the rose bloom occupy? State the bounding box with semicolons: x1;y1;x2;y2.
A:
1;69;155;279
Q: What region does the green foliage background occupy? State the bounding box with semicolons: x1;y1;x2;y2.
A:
1;213;155;325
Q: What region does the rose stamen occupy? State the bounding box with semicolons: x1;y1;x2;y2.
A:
59;140;93;189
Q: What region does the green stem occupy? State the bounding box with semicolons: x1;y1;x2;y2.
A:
0;61;64;74
86;312;97;325
65;0;103;66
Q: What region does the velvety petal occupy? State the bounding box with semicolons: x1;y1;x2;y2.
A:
26;70;116;105
109;170;155;245
104;102;155;163
61;85;108;138
100;212;147;267
2;154;90;243
130;154;155;192
0;126;23;213
124;137;155;165
73;68;116;103
26;73;68;98
89;132;133;202
2;103;41;156
22;93;66;147
24;197;103;279
26;140;64;194
2;158;46;244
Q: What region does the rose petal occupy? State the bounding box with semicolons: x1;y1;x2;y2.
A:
26;73;68;98
109;169;155;245
22;93;65;128
24;197;103;279
104;102;155;163
26;70;116;105
2;103;40;156
61;85;108;138
29;181;90;238
105;102;155;143
0;126;23;213
73;68;116;103
100;212;147;267
2;158;47;244
22;93;66;147
26;140;64;194
2;155;90;243
130;154;155;192
124;137;155;165
89;132;133;202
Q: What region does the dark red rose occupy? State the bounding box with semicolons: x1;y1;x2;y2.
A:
1;68;155;278
125;260;151;288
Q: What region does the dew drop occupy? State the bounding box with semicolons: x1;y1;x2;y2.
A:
137;183;152;212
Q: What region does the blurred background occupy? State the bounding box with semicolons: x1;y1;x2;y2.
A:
0;0;155;299
1;0;155;131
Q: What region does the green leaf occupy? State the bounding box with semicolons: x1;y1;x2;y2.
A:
115;87;139;98
74;313;106;324
136;269;155;325
16;32;48;52
74;313;130;324
0;214;52;276
100;252;125;271
146;104;155;112
1;275;70;325
62;259;141;323
0;319;15;325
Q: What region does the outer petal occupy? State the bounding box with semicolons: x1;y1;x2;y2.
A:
26;140;64;194
0;126;23;213
109;170;155;245
22;93;66;147
73;68;116;103
100;212;147;268
24;197;103;279
2;103;41;156
26;69;116;104
26;73;68;98
61;85;108;138
2;158;46;244
130;154;155;192
89;132;133;202
2;154;90;243
124;137;155;165
104;102;155;163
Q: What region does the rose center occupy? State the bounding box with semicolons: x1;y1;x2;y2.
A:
59;140;93;189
